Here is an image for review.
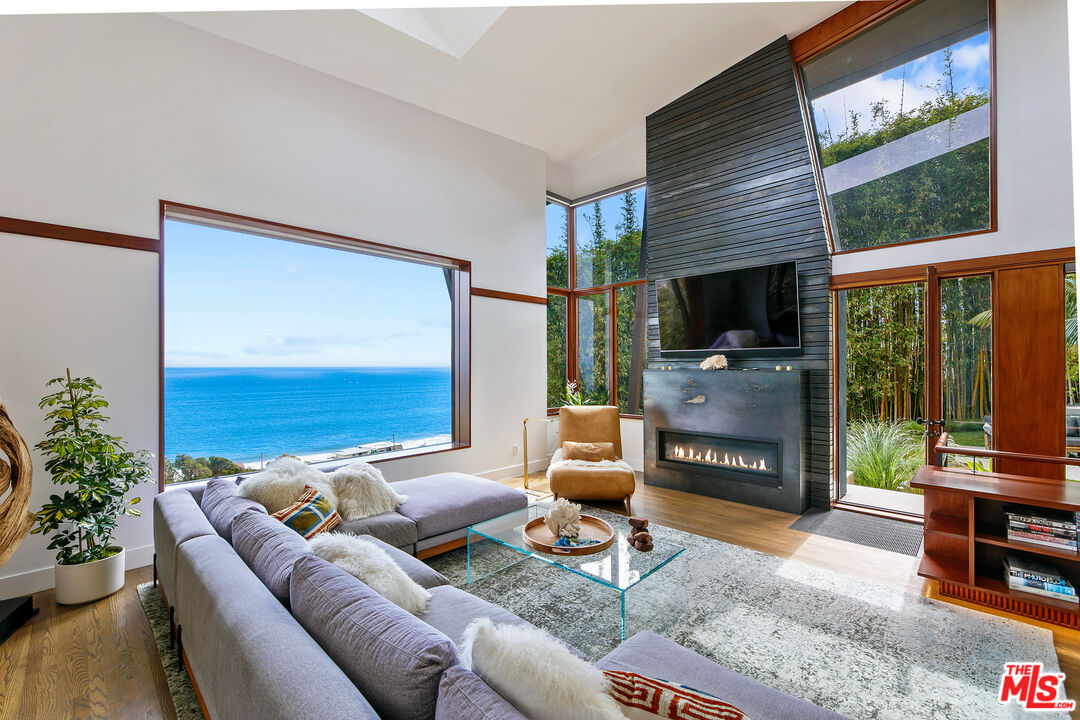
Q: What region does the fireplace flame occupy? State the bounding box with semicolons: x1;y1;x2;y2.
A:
670;444;770;472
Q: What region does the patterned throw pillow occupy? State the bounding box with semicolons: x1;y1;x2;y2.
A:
271;485;342;539
604;671;751;720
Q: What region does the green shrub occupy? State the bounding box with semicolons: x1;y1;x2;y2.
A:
847;420;924;493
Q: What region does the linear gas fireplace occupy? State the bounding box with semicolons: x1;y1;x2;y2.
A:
657;428;779;484
644;369;810;514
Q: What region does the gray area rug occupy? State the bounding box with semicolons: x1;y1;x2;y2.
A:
427;507;1067;720
790;508;924;557
136;582;205;720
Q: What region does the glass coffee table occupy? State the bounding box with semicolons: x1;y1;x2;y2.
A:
466;503;685;640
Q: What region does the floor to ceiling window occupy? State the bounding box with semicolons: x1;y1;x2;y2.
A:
546;185;646;414
161;204;470;486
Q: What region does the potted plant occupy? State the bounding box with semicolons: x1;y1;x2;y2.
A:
30;371;151;605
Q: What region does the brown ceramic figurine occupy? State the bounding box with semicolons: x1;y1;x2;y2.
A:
626;516;654;552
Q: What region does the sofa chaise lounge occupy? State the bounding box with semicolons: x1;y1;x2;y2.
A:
153;471;850;720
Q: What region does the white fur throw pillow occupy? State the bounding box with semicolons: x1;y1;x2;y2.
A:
461;617;626;720
308;532;431;614
237;456;337;514
328;461;408;521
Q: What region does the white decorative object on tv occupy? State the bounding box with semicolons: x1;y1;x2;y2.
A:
699;354;728;370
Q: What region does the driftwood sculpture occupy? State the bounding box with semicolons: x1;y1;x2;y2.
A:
0;399;33;570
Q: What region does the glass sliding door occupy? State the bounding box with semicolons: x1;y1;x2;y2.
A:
836;270;1000;514
939;275;992;470
836;282;927;514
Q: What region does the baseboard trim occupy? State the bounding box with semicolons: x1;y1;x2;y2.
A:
0;543;154;599
475;457;552;482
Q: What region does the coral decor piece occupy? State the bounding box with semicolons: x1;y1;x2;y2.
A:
0;399;34;570
543;498;603;549
699;354;728;370
545;497;582;539
627;516;654;552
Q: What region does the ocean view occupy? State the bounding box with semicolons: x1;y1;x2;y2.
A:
164;367;452;464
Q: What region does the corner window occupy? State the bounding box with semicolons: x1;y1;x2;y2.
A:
801;0;992;251
161;205;470;485
545;186;646;415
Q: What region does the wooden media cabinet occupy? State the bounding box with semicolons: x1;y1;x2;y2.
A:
913;465;1080;628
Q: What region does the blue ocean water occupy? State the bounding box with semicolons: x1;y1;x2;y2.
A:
164;367;451;463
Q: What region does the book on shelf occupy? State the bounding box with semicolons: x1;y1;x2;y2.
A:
1004;554;1076;601
1008;566;1074;586
1008;582;1080;603
1008;520;1077;538
1009;577;1077;596
1005;505;1077;530
1006;530;1078;551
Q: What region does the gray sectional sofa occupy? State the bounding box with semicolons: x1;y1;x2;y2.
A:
153;471;849;720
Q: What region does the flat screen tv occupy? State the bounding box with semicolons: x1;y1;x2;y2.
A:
656;261;801;356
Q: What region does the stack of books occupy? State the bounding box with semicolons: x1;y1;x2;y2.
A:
1004;505;1078;552
1004;553;1078;603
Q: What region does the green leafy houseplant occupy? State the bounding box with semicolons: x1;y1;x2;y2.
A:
30;371;151;565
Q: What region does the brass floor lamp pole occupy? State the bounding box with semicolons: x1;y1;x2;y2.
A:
522;417;553;490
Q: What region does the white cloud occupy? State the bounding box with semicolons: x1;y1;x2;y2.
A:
244;335;376;356
952;41;989;75
812;73;937;138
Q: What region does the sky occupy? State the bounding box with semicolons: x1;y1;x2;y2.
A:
810;32;991;142
163;220;452;367
545;186;645;257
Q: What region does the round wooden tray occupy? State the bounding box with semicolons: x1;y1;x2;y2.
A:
522;515;615;556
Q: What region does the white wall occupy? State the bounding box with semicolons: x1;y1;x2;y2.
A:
549;125;646;200
832;0;1074;274
0;13;547;597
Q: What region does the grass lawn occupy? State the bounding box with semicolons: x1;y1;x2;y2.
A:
947;429;985;448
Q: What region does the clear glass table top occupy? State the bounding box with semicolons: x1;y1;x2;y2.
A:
467;502;685;592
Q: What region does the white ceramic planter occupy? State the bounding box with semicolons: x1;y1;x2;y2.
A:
54;546;126;605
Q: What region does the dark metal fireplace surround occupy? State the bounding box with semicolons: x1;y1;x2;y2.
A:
644;370;810;514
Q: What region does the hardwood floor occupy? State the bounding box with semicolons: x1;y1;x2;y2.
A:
0;566;175;720
2;480;1079;718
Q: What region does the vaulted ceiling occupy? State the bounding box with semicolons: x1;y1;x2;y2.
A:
166;3;846;185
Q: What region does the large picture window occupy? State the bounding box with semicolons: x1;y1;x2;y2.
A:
546;185;646;415
161;204;470;486
801;0;993;251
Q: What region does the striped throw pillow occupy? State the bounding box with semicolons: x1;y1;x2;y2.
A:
604;671;750;720
271;485;342;539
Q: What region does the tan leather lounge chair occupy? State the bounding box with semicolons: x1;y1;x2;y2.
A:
546;405;636;514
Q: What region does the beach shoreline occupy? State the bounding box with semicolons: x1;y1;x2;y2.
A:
237;433;453;469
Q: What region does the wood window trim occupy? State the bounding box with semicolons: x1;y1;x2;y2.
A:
790;0;922;65
830;247;1076;290
545;182;647;417
793;0;998;257
157;200;473;491
0;215;158;252
471;287;547;305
